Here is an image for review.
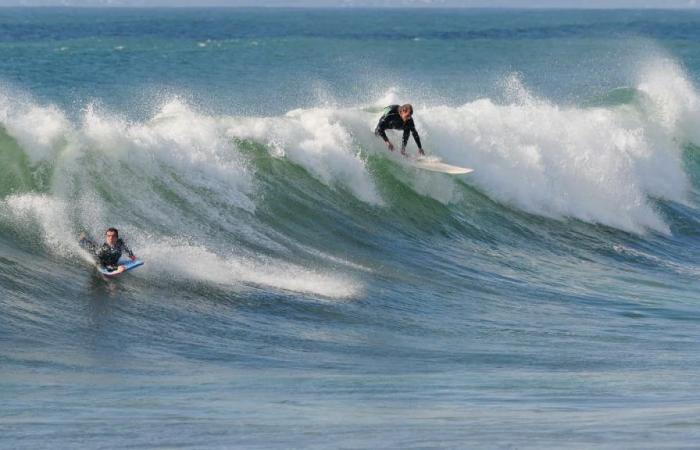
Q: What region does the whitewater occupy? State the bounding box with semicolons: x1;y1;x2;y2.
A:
2;7;700;449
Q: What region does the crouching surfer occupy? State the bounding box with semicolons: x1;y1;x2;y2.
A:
79;227;136;274
374;103;425;156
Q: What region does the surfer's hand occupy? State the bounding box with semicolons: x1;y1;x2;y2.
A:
386;141;394;151
418;148;425;156
117;265;126;273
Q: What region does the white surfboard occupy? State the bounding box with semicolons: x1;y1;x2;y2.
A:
404;156;473;175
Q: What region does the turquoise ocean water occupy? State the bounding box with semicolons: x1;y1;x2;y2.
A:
2;8;700;448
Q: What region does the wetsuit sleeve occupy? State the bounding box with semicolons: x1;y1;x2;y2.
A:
411;126;422;150
375;123;389;142
119;240;135;259
79;235;98;255
374;108;391;142
403;119;422;149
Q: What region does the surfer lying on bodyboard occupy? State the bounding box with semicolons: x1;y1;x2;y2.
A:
374;103;425;157
79;227;138;275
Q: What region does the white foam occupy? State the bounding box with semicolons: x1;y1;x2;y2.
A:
139;241;361;300
0;94;364;297
1;54;697;262
0;191;360;298
82;99;255;212
0;90;71;163
415;72;692;233
636;57;700;144
223;107;383;205
373;86;402;108
1;194;77;254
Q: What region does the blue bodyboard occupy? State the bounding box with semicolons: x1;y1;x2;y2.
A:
98;258;144;278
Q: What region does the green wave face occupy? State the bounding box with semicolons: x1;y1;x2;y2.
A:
0;68;699;304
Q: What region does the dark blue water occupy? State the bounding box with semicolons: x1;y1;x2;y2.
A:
1;8;700;449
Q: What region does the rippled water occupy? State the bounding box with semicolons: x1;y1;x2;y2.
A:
2;8;700;449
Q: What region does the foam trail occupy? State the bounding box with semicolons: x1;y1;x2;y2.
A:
139;241;361;300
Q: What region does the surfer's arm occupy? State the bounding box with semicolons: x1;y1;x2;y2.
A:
402;127;410;150
374;119;390;142
404;119;423;151
375;124;395;151
78;233;98;254
375;108;396;150
120;241;136;260
411;130;422;152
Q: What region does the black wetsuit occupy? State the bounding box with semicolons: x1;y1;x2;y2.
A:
80;236;134;270
374;105;422;150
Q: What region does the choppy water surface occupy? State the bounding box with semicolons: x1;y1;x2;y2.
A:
2;8;700;449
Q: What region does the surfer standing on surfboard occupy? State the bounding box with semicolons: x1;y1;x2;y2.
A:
79;228;137;274
374;104;425;156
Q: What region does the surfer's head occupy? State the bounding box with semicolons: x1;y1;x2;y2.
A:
105;227;119;246
399;104;413;122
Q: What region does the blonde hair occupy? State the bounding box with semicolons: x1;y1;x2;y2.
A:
399;104;413;114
